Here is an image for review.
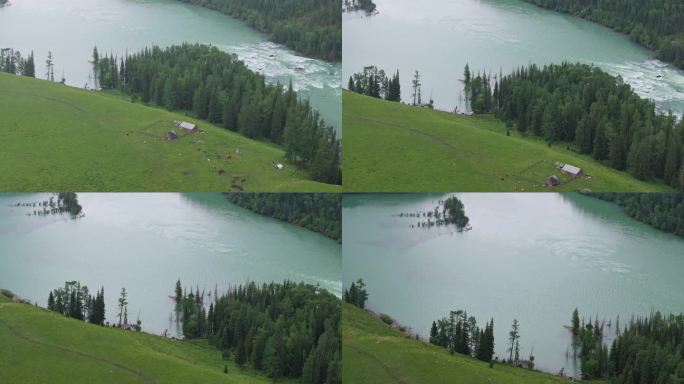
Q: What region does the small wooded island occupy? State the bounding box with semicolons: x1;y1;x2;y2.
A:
14;192;82;218
343;0;377;14
396;196;470;230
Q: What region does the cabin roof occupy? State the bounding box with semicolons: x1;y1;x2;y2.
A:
177;121;196;130
561;164;582;175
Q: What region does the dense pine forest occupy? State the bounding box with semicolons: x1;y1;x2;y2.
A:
586;193;684;238
225;193;341;241
177;0;341;61
522;0;684;70
95;44;340;185
465;62;684;190
572;309;684;382
175;280;341;383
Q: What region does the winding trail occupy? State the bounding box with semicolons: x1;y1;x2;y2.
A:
4;90;88;113
0;314;157;384
345;344;408;384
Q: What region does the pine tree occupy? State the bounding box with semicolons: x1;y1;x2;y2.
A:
508;319;520;362
118;288;128;327
572;308;581;336
45;51;54;82
47;291;55;311
430;321;439;344
412;70;421;106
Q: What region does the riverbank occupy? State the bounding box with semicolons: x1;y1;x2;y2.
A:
224;193;342;242
179;0;341;62
343;303;595;383
342;193;684;377
582;193;684;238
343;91;670;192
521;0;684;71
0;0;341;132
0;293;282;383
342;0;684;117
0;73;338;192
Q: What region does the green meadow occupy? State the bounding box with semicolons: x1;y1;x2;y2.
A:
343;91;671;192
0;73;338;192
342;303;606;384
0;293;286;384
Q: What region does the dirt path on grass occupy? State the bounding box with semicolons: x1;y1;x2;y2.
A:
0;316;158;384
348;115;500;181
4;90;88;113
350;115;460;152
345;344;408;384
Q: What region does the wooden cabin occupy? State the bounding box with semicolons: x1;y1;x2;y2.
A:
561;164;584;177
174;121;198;133
545;175;561;187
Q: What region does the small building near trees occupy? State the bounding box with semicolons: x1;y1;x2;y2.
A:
561;164;584;177
545;175;561;187
174;121;198;133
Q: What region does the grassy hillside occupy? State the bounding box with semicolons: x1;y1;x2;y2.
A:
343;303;603;384
0;297;286;384
0;73;338;192
343;91;670;192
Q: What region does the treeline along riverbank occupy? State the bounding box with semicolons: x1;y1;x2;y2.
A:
177;0;341;61
585;193;684;238
522;0;684;70
225;193;341;242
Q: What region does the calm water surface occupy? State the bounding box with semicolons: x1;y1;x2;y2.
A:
0;193;341;337
343;193;684;376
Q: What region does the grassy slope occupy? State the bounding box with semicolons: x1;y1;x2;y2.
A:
343;303;604;384
0;298;285;384
0;73;338;192
343;91;670;192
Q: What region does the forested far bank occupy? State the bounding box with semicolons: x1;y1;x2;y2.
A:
522;0;684;70
94;44;340;185
175;279;341;383
177;0;341;62
585;193;684;238
225;193;341;241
